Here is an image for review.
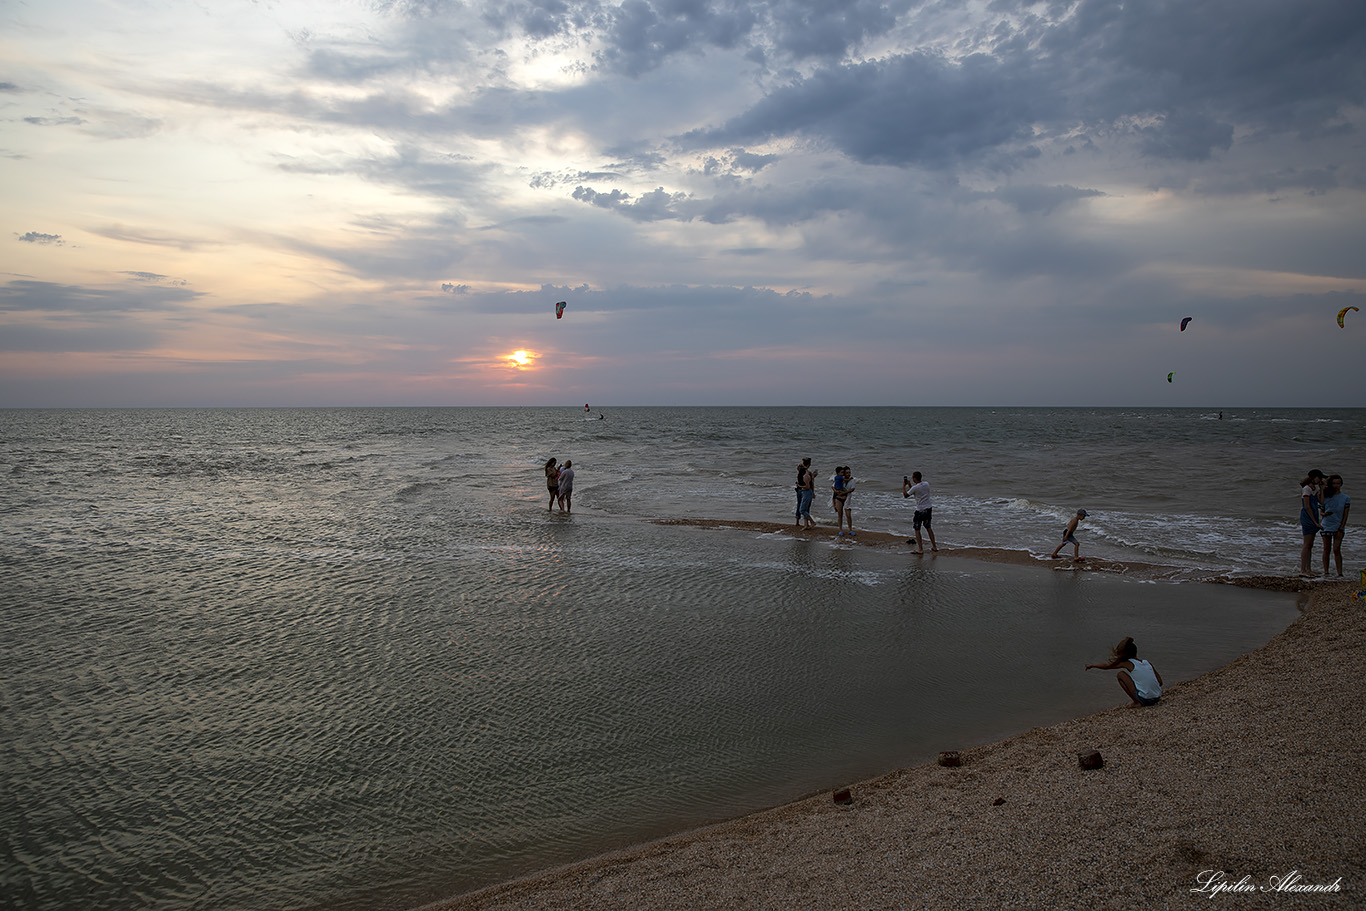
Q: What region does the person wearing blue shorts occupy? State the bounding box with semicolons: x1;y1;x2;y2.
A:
1050;509;1088;560
1319;474;1350;577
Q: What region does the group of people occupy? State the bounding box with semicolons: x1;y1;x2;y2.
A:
793;459;858;535
793;460;949;548
543;458;575;513
1299;469;1350;577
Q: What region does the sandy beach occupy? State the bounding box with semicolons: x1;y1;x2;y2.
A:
431;539;1363;910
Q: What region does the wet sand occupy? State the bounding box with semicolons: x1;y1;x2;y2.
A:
653;517;1241;581
431;530;1363;910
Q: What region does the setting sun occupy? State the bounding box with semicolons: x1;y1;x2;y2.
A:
506;349;535;368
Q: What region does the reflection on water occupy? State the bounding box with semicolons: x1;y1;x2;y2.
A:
3;523;1298;911
0;408;1324;911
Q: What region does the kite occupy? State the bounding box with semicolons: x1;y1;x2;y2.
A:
555;300;567;319
1167;372;1174;383
1180;317;1193;331
1338;306;1358;328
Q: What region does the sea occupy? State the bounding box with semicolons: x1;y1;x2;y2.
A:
2;406;1361;911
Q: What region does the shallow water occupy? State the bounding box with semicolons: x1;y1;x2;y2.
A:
0;407;1348;910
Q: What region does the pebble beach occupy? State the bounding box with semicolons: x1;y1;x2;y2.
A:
432;575;1363;910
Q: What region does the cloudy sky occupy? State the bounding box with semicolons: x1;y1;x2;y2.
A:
2;0;1363;407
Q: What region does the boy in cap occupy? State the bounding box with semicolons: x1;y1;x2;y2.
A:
1050;509;1088;560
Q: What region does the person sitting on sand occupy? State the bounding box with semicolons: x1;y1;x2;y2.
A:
1086;636;1163;707
1050;509;1088;560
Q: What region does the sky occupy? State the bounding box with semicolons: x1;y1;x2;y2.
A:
2;0;1364;407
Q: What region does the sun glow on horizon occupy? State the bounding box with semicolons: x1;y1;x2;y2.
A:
506;349;536;369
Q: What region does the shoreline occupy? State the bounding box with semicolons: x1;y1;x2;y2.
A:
427;533;1363;909
653;517;1318;589
432;581;1362;909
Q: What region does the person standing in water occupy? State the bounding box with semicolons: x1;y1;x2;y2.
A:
543;457;560;511
834;466;855;536
903;471;937;554
1320;474;1350;577
1086;636;1163;707
1298;469;1325;576
795;458;816;529
557;460;575;514
1050;509;1088;560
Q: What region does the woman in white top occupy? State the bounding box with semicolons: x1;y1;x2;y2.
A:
1299;469;1326;576
1086;636;1163;707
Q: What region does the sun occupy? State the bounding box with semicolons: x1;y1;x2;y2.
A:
505;349;536;369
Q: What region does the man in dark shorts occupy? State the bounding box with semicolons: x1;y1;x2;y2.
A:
903;471;938;554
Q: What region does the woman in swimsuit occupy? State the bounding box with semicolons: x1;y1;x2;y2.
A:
544;457;560;511
832;466;851;535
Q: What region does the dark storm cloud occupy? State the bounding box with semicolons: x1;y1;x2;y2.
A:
677;0;1365;173
331;0;910;82
595;0;912;75
572;184;687;220
0;279;200;313
1192;165;1351;198
683;51;1045;168
596;0;759;76
979;184;1106;215
1042;0;1366;137
728;149;779;172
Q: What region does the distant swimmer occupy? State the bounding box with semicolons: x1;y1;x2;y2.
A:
1050;509;1088;560
1086;636;1163;707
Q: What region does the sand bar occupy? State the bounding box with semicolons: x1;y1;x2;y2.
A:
432;559;1363;909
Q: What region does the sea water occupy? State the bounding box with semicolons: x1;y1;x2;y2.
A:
1;407;1360;910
